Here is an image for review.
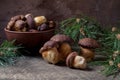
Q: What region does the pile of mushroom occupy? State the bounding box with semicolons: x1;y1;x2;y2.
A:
6;14;56;32
78;38;100;62
39;34;89;69
39;34;73;64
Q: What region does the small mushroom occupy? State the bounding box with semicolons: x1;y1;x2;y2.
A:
78;38;100;62
14;20;28;32
39;40;60;64
37;23;49;31
66;52;87;69
50;34;73;61
25;14;36;29
34;16;47;26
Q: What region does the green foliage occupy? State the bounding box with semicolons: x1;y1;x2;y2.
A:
90;28;120;77
59;16;120;77
58;16;104;53
59;16;103;42
0;40;22;66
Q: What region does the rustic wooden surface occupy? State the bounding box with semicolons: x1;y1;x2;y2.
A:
0;56;119;80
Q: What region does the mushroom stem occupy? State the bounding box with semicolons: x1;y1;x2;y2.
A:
41;47;60;64
80;47;95;62
73;56;87;69
66;52;87;69
58;42;72;61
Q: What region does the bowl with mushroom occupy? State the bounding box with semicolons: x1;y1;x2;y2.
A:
4;14;56;50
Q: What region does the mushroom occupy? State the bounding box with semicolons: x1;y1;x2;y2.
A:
37;23;49;31
78;38;100;62
34;16;47;26
50;34;73;61
39;40;60;64
11;15;26;21
7;15;26;31
14;20;28;32
25;14;36;29
66;52;87;69
6;20;15;30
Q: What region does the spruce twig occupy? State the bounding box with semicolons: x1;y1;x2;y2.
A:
0;40;22;66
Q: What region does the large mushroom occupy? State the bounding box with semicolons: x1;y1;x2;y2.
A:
78;38;100;62
50;34;73;61
39;40;60;64
66;52;87;69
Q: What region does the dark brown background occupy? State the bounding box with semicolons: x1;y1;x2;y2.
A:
0;0;120;41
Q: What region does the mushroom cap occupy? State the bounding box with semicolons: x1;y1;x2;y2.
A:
78;38;100;49
37;23;49;31
11;15;26;21
14;20;27;31
50;34;74;43
39;40;59;53
66;52;78;68
25;14;36;29
34;16;47;26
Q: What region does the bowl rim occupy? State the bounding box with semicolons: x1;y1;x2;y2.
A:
4;28;55;34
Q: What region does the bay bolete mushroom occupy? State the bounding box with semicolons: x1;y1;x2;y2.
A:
39;40;60;64
50;34;73;61
11;15;26;21
14;20;28;32
7;15;26;31
6;20;15;31
25;14;36;29
37;23;49;31
34;16;47;26
78;38;100;62
66;52;87;69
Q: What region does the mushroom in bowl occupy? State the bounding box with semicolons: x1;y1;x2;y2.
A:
5;14;56;49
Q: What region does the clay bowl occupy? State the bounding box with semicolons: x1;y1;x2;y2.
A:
4;28;55;51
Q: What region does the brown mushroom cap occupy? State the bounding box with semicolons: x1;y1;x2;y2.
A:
39;40;59;53
66;52;78;68
6;20;15;30
11;15;26;21
78;38;100;49
25;14;36;29
50;34;74;43
14;20;27;31
37;23;49;31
